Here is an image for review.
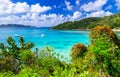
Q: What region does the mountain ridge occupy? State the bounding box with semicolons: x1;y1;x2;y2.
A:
0;24;35;28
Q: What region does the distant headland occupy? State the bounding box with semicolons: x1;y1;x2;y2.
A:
0;24;36;28
52;12;120;30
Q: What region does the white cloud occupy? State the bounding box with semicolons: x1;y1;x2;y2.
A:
0;0;67;27
14;2;30;13
86;11;112;17
0;0;51;15
72;11;82;20
76;0;80;5
63;11;82;21
32;14;71;27
0;0;61;27
0;10;83;27
0;0;11;14
81;0;108;12
115;0;120;10
30;4;51;13
0;15;21;24
0;12;70;27
65;1;73;11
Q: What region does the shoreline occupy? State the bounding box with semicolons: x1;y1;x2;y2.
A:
51;28;91;31
51;28;120;32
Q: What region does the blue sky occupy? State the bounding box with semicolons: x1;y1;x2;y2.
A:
0;0;120;27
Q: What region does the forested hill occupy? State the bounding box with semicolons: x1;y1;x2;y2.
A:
52;12;120;30
0;24;35;28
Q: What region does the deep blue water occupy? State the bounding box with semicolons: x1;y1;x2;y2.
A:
0;27;90;58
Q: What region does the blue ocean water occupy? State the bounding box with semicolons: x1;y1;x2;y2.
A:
0;27;90;58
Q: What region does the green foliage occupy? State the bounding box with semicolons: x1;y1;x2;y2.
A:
19;50;36;67
0;36;35;73
52;17;101;30
19;37;34;50
89;25;120;76
38;47;63;75
71;44;87;60
112;16;120;28
0;71;15;77
52;12;120;30
17;67;40;77
1;25;120;77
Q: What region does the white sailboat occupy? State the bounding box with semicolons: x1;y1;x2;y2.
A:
41;34;45;37
14;34;20;37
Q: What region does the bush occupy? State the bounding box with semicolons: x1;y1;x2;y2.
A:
71;44;87;60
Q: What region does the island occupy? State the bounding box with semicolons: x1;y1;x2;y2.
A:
0;24;35;28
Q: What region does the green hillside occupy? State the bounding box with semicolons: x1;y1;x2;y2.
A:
0;24;35;28
52;12;120;30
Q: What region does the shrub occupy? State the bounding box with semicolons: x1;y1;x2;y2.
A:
71;44;87;60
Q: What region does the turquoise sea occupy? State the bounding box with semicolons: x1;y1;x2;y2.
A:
0;27;90;59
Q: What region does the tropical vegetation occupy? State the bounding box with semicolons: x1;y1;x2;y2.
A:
0;25;120;77
52;12;120;30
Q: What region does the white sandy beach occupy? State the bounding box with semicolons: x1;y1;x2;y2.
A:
112;29;120;32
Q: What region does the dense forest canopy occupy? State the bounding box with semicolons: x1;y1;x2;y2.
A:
52;12;120;30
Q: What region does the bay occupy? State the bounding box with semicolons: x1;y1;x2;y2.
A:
0;27;90;58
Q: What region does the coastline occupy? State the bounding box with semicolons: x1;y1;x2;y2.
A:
71;29;91;31
51;28;120;32
51;28;91;31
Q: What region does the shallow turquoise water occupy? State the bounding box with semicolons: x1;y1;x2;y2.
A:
0;27;90;58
